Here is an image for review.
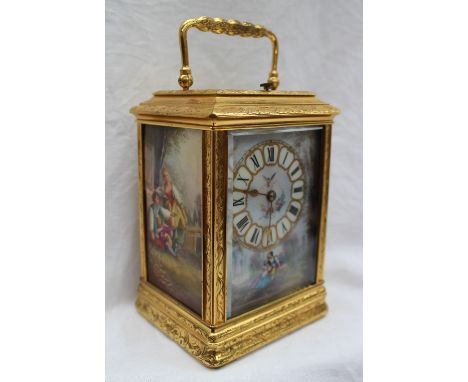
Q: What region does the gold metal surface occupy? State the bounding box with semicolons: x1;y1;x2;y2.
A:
213;130;228;323
201;132;213;323
137;122;147;282
132;89;339;367
200;130;228;325
154;90;312;96
178;17;279;90
130;91;340;127
136;280;327;368
316;124;332;282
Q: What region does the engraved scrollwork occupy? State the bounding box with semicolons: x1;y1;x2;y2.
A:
130;95;340;120
138;283;210;341
153;90;314;96
136;282;327;368
213;286;326;341
213;104;340;117
136;298;207;357
190;17;270;38
202;132;213;323
213;131;227;323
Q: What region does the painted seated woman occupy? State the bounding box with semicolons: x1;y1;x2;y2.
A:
148;189;176;256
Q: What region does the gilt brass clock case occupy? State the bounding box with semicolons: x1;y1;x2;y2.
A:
130;16;339;368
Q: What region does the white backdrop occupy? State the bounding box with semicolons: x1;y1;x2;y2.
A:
106;0;362;380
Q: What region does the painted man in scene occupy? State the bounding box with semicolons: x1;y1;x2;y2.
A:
148;189;176;256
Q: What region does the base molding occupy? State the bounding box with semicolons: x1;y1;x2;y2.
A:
136;281;327;368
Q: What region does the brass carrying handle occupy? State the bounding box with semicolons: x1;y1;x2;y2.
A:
178;16;279;91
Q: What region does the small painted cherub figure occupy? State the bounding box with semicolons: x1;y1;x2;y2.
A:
255;251;281;289
264;251;280;274
148;188;176;256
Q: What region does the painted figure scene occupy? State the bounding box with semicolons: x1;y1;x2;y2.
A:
227;128;323;318
143;125;203;315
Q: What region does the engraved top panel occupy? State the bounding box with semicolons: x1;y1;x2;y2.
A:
130;89;340;123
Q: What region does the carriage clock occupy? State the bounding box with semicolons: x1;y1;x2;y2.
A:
131;16;340;368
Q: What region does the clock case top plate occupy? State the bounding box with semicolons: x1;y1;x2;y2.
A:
130;89;340;128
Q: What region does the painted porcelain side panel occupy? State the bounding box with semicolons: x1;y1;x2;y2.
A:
143;125;203;316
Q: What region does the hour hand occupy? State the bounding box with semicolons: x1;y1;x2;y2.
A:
233;188;266;197
246;189;267;197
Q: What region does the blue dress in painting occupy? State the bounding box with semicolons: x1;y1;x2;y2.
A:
255;252;281;289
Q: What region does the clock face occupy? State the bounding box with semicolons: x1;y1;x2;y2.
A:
226;127;323;319
232;140;305;250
